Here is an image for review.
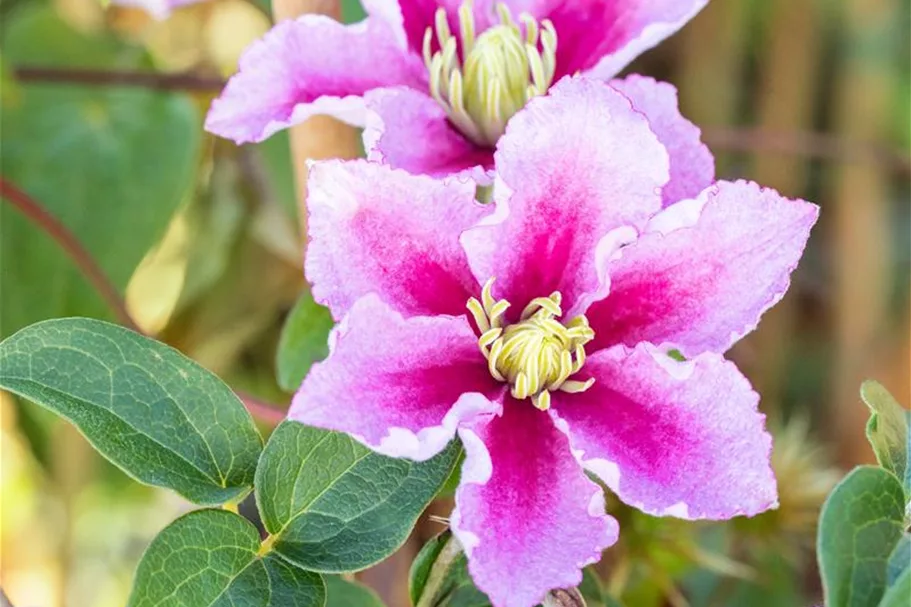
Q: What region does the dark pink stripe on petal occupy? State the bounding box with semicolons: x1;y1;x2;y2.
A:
586;180;819;355
462;77;667;314
569;0;709;79
364;87;494;182
290;295;500;461
452;397;618;607
306;160;490;320
553;344;778;519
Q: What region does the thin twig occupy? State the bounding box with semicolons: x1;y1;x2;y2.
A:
0;177;139;332
235;390;285;425
0;176;286;425
14;66;226;92
12;65;911;174
702;126;911;176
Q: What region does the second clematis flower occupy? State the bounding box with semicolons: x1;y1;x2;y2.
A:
205;0;708;180
289;77;819;607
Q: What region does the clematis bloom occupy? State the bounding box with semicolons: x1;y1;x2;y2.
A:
205;0;708;180
289;77;818;607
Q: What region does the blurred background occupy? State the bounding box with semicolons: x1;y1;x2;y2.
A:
1;0;908;605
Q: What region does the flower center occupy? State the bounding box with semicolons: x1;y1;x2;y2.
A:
423;2;558;147
467;278;595;411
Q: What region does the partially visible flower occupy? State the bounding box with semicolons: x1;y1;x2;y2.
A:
205;0;708;181
109;0;205;20
289;77;818;607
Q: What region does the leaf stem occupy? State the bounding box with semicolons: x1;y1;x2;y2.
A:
415;533;464;607
0;176;286;426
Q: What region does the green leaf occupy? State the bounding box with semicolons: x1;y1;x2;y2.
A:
255;421;460;572
275;290;333;392
0;318;263;505
879;568;911;607
324;576;385;607
861;380;911;492
1;7;200;336
818;466;906;607
128;509;325;607
887;534;910;587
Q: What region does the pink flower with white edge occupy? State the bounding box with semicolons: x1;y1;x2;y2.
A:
205;0;709;181
109;0;205;20
289;77;818;607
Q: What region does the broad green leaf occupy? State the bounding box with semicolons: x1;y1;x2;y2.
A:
818;466;906;607
255;421;460;572
324;576;385;607
275;290;333;392
0;318;263;504
886;534;910;587
1;7;199;337
861;380;911;492
878;568;911;607
128;509;325;607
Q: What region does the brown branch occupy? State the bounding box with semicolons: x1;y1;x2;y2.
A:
13;65;911;175
0;177;139;332
702;126;911;176
0;176;285;425
13;66;226;92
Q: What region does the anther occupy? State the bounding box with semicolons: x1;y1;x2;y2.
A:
468;276;595;411
423;1;558;147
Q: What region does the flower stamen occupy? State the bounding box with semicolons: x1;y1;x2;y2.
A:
467;278;595;410
423;1;558;147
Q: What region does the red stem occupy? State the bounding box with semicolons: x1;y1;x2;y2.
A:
0;176;285;425
0;177;138;331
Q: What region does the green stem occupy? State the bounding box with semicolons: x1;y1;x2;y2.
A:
415;534;463;607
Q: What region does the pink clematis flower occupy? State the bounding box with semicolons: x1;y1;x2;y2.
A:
109;0;205;19
205;0;708;181
289;77;818;607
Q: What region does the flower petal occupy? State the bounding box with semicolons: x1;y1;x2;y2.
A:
565;0;709;79
586;180;820;356
452;398;618;607
611;75;714;206
290;294;500;461
364;87;494;182
461;77;667;313
553;344;778;519
205;14;425;144
306;159;490;320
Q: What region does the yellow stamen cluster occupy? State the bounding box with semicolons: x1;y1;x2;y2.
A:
423;2;558;147
467;278;595;411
